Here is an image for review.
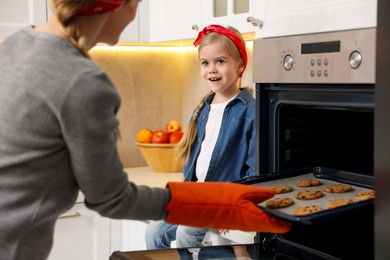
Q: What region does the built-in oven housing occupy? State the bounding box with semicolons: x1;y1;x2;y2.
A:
252;28;376;259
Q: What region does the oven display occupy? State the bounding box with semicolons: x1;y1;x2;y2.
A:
301;41;340;54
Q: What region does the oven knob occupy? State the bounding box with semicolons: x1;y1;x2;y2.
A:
349;51;362;69
283;54;293;71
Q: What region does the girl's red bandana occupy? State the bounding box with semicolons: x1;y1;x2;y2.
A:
78;0;125;15
193;24;248;77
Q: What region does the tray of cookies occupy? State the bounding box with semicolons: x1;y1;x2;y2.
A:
236;167;374;224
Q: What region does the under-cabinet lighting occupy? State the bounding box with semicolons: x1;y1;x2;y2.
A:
92;40;253;53
91;45;195;53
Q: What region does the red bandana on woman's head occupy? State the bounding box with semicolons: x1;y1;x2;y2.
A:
193;24;248;77
78;0;125;15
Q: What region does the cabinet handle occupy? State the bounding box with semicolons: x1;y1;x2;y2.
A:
191;24;199;31
247;16;263;28
58;212;81;219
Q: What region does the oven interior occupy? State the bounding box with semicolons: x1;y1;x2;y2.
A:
255;84;374;260
278;102;373;175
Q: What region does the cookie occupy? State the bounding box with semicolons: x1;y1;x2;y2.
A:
355;190;375;201
293;205;324;216
323;183;353;193
296;179;321;187
295;190;324;200
326;198;355;208
271;185;293;194
265;197;294;209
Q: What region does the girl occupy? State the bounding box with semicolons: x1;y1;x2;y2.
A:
0;2;290;259
145;24;259;249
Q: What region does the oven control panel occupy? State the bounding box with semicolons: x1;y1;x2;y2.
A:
253;28;376;84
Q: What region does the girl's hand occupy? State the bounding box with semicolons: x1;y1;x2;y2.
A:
219;229;229;235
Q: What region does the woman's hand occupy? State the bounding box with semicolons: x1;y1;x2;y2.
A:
165;182;291;233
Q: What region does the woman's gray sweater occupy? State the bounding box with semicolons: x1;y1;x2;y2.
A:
0;27;170;260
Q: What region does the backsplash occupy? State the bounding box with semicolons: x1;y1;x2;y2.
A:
90;43;254;168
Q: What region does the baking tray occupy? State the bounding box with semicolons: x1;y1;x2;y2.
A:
235;167;374;225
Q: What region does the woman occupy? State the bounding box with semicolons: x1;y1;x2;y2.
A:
0;1;290;259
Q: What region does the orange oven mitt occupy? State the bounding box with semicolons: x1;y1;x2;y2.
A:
165;182;291;233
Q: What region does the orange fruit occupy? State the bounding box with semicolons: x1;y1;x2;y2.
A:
137;129;153;143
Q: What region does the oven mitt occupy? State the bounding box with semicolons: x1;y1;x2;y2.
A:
165;182;291;233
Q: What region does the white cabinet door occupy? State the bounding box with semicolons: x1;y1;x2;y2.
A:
0;0;47;40
110;219;149;252
45;0;140;43
147;0;202;42
202;0;264;35
257;0;377;38
48;203;110;260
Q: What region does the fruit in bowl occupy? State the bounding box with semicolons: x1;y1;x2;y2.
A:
135;143;184;172
151;129;170;144
136;128;153;143
135;121;184;172
136;120;183;144
166;120;182;134
169;131;184;144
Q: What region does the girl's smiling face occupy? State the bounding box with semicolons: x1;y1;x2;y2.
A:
199;41;243;102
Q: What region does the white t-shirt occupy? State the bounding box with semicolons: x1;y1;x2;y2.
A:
195;99;231;182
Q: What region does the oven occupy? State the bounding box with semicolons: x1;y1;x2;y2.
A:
110;28;377;260
242;27;376;260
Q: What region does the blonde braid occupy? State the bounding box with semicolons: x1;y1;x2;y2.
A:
176;91;212;162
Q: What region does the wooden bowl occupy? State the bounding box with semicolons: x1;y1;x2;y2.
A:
135;143;184;173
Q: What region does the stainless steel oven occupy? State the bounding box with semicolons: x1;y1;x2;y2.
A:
242;27;376;260
110;27;378;260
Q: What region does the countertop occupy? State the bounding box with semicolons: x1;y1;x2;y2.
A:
124;167;183;187
76;167;183;202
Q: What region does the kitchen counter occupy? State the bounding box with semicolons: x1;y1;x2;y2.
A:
75;167;182;203
124;167;183;187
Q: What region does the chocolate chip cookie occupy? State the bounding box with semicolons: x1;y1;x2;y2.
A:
326;198;355;208
293;205;324;216
296;179;321;187
355;189;375;201
265;197;294;209
271;185;293;194
295;190;324;200
323;183;353;193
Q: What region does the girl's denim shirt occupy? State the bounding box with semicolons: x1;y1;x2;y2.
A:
183;88;256;182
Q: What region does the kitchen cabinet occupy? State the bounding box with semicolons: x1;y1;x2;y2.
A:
145;0;202;42
48;196;111;260
201;0;263;36
0;0;140;43
145;0;261;43
119;13;140;43
111;219;149;251
256;0;377;38
46;1;140;43
110;167;184;252
0;0;47;40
